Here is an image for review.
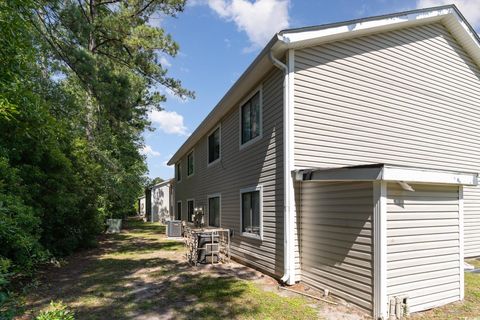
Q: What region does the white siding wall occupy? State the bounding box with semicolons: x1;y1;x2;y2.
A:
151;184;171;223
174;68;285;277
386;183;461;313
299;181;374;312
294;23;480;257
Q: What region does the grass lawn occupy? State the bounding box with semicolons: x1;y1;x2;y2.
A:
411;259;480;320
20;219;319;320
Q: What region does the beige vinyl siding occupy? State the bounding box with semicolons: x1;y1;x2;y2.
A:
299;181;373;312
464;186;480;257
386;183;461;313
294;23;480;257
175;68;286;277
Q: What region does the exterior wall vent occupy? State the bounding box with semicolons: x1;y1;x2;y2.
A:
388;296;409;319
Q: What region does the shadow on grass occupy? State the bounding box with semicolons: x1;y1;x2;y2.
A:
24;219;316;320
30;255;259;320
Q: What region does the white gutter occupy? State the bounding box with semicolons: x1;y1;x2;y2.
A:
269;49;296;285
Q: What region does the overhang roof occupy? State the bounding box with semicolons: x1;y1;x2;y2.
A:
295;164;478;186
168;5;480;165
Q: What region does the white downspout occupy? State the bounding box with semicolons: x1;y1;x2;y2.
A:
269;49;296;285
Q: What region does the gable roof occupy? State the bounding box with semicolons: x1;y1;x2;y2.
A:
168;5;480;165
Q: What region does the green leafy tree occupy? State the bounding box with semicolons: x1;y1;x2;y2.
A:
0;1;192;309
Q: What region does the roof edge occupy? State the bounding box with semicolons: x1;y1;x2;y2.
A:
168;5;480;166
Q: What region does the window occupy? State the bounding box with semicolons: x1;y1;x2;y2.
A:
176;201;182;220
187;150;194;176
241;91;261;146
240;186;262;239
208;195;221;227
208;126;221;164
187;199;195;223
176;162;182;182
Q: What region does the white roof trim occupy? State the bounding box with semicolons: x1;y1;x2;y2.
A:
278;7;453;46
168;5;480;165
296;165;478;186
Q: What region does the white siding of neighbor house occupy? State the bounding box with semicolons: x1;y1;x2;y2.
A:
151;183;171;223
386;183;462;313
293;23;480;258
299;181;374;312
174;68;287;278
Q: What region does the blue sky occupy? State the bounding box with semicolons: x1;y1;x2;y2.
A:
142;0;480;180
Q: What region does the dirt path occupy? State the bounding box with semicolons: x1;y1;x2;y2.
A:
18;219;365;320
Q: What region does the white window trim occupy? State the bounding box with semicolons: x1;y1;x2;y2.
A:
186;198;195;223
239;86;263;151
239;185;263;240
176;200;182;221
175;162;182;183
207;193;222;227
207;124;222;167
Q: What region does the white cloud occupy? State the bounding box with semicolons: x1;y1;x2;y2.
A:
149;110;188;135
140;145;161;157
159;55;172;68
207;0;290;50
417;0;480;30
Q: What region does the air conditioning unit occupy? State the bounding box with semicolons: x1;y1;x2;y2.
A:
167;220;182;237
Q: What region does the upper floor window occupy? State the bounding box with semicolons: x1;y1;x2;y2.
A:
187;150;194;177
208;126;221;164
240;91;262;146
176;162;182;182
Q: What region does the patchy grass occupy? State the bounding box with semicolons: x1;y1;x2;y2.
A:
20;218;319;320
412;258;480;320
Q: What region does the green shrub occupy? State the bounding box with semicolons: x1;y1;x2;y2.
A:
35;301;74;320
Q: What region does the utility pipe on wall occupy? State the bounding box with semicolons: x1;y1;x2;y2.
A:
269;49;296;286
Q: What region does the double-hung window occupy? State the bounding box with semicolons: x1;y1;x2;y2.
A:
208;126;221;164
187;150;194;177
241;91;262;146
176;162;182;182
176;201;182;220
208;195;221;227
187;199;195;223
240;186;262;239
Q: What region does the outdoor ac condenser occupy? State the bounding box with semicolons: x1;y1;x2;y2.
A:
167;220;182;237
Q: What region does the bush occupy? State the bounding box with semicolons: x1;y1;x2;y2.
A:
35;301;74;320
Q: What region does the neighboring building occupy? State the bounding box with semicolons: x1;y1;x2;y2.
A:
138;196;146;217
148;179;173;223
167;5;480;318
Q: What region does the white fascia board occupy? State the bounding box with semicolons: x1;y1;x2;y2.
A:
279;7;453;47
297;165;478;186
382;166;478;186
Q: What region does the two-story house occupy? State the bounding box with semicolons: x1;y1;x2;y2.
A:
167;5;480;318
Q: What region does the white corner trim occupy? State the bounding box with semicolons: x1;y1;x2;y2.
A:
459;185;465;300
373;181;388;319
